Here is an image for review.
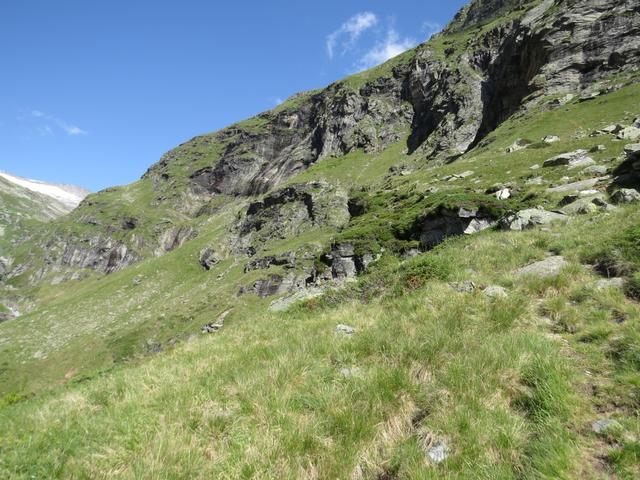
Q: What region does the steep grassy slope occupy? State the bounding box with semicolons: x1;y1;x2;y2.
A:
2;203;640;478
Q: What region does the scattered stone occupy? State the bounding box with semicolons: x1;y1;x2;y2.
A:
600;124;624;134
483;285;508;298
336;324;356;335
561;195;606;215
543;149;595;169
403;248;421;259
202;310;231;333
495;188;511;200
546;177;607;194
444;172;474;182
612;188;640;204
579;90;601;102
145;339;162;353
579;189;600;197
589;144;606;152
425;440;450;464
582;165;608;175
269;287;325;312
595;278;625;290
450;280;476;293
199;247;223;270
542;135;560;144
339;367;361;378
132;275;142;286
526;176;544;186
558;194;579;207
500;208;569;231
617;126;640;141
530;164;541;170
551;93;574;106
624;143;640;161
388;164;413;176
592;419;621;434
506;138;531;153
514;256;568;278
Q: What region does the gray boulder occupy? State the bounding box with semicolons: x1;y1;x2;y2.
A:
450;280;476;293
581;165;607;175
506;138;531;153
617;126;640;141
421;206;496;248
514;256;568;278
269;287;325;312
543;149;595;169
595;278;624;290
546;177;607;194
560;194;609;215
551;94;574;106
500;208;569;231
542;135;560;144
424;439;450;465
483;285;508;298
592;419;621;434
600;124;624;134
624;143;640;161
612;188;640;204
199;247;223;270
336;324;356;335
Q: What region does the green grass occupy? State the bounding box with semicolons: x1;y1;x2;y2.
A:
2;205;640;478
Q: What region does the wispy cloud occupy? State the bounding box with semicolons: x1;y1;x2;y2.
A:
326;12;378;59
29;110;87;136
422;21;442;39
355;28;416;71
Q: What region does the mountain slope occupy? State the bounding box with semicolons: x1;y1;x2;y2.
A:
1;0;640;477
0;173;89;321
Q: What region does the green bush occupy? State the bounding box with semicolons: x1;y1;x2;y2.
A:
397;253;453;290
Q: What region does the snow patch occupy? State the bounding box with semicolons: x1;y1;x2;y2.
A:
0;172;89;210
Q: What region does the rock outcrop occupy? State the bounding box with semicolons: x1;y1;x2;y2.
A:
420;206;496;248
231;182;350;256
500;208;568;231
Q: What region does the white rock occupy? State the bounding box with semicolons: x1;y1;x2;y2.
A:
617;126;640;141
514;256;568;278
496;188;511;200
484;285;508;298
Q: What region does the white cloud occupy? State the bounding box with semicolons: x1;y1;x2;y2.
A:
274;97;284;106
422;21;442;39
29;110;87;136
355;28;416;71
326;12;378;58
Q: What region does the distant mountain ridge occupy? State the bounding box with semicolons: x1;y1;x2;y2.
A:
0;171;90;213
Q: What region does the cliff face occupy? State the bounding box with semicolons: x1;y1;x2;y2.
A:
4;0;640;283
150;0;640;197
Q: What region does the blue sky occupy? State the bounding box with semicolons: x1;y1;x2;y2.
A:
0;0;467;191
